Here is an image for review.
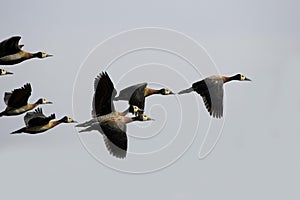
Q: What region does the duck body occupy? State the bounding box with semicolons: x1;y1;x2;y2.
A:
0;51;30;65
13;121;59;134
114;83;174;116
11;108;76;134
0;83;52;117
0;36;52;65
114;83;174;101
179;74;251;118
0;104;37;116
114;83;147;101
76;72;152;159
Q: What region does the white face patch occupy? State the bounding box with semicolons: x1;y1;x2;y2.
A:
42;52;47;58
241;74;246;80
164;89;173;95
133;106;139;112
142;115;148;121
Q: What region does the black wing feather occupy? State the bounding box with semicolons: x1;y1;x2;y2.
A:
24;108;55;127
128;83;147;114
0;36;21;58
192;78;224;118
114;83;147;101
92;72;117;117
6;83;32;108
100;121;127;158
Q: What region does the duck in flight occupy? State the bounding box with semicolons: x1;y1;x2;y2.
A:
114;83;174;116
76;72;153;159
0;69;13;76
0;83;52;117
114;83;174;101
11;108;77;134
0;36;52;66
178;74;251;118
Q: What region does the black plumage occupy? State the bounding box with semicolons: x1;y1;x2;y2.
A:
179;74;251;118
76;72;152;159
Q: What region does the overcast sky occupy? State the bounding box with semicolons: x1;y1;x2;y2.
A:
1;0;300;199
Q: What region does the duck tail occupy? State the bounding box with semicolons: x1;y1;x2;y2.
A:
178;87;194;94
0;111;5;117
75;119;95;128
78;126;97;133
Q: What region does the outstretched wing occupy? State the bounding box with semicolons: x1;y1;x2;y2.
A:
100;120;127;159
114;83;147;101
92;72;117;117
0;36;21;58
4;92;12;105
24;108;55;127
6;83;32;108
192;78;224;118
128;83;147;114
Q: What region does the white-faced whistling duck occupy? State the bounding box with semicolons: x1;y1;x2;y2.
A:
0;36;52;65
114;83;174;101
11;108;77;134
0;69;13;76
178;74;251;118
0;83;52;117
76;72;153;159
114;83;174;116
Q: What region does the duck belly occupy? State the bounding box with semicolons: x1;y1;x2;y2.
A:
0;53;25;65
25;124;52;134
6;106;31;115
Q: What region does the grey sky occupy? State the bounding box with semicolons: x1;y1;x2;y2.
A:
1;0;300;199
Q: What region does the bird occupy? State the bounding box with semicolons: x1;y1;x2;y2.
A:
77;114;153;158
76;72;153;159
0;83;52;117
0;68;13;76
11;108;77;134
0;36;52;66
178;74;251;118
114;83;174;101
114;83;174;115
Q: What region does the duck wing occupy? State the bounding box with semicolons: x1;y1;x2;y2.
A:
0;36;21;57
192;77;224;118
92;72;117;117
24;108;55;127
100;120;127;159
114;83;147;101
6;83;32;108
4;92;12;105
128;83;147;114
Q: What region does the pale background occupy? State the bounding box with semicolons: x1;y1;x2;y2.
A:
0;0;299;199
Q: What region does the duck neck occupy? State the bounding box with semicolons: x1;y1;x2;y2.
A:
32;52;42;58
144;88;160;97
49;120;62;128
23;52;34;59
56;118;66;124
27;103;38;110
223;75;239;83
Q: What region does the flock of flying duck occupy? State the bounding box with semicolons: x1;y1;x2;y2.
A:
0;35;251;159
